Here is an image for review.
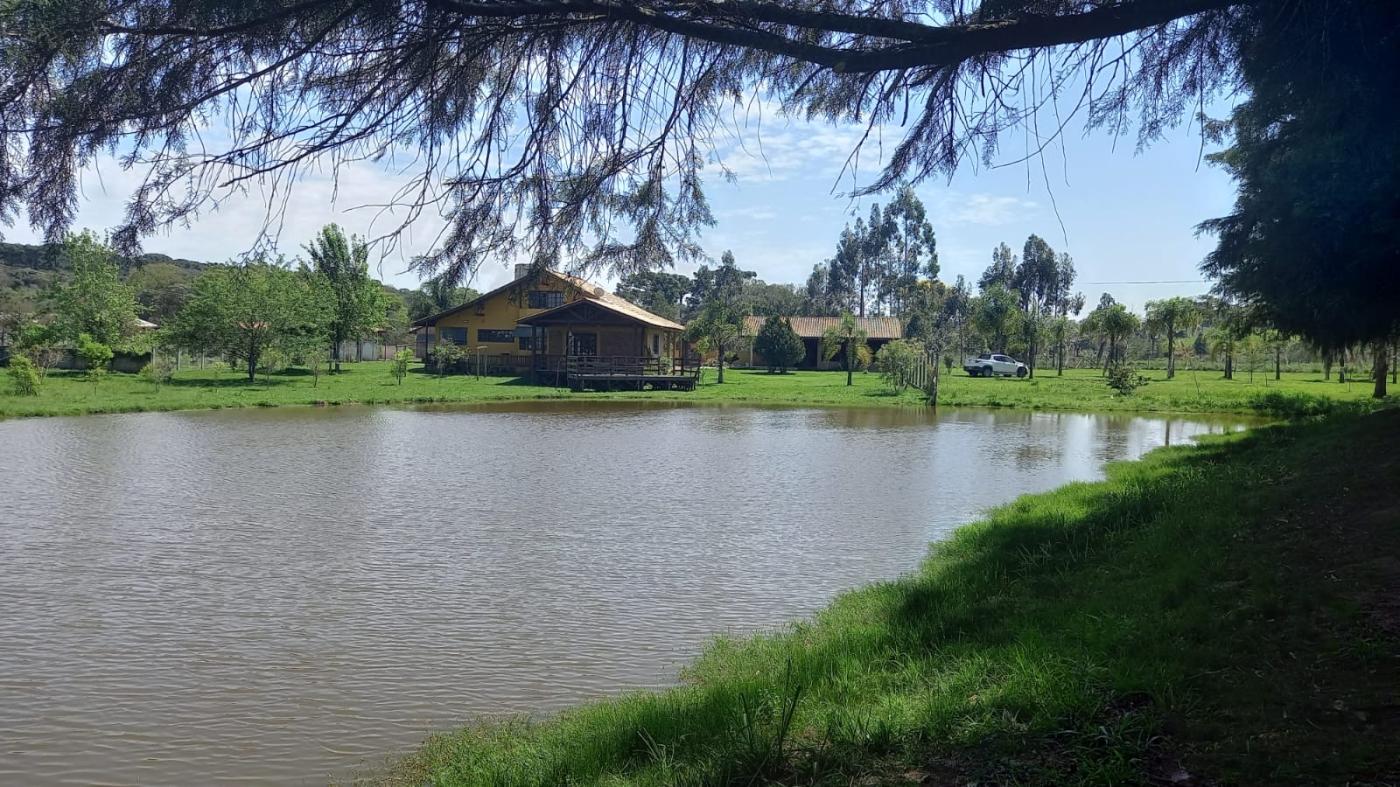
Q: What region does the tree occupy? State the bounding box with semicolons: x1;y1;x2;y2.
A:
973;284;1018;354
1207;326;1238;381
390;348;414;385
304;224;385;372
879;185;939;317
75;333;113;389
686;251;754;318
404;275;481;322
686;300;747;384
822;226;861;317
980;244;1018;292
167;261;329;382
10;321;64;376
47;232;140;347
944;276;973;365
743;281;806;319
615;271;692;320
876;339;922;393
0;0;1373;312
820;312;871;387
6;355;41;396
1199;3;1400;399
1011;234;1063;377
127;262;197;325
431;341;463;377
903;279;956;405
753;316;805;373
1145;297;1202;379
804;264;836;316
1094;303;1142;372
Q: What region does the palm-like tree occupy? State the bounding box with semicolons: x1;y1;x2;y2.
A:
821;312;872;386
685;301;746;383
1206;326;1237;380
1145;297;1202;379
1098;304;1141;373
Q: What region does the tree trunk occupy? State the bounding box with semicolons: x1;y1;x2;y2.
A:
1373;340;1388;399
1275;346;1282;380
1166;332;1176;379
925;354;940;406
717;345;725;383
845;343;853;386
1223;350;1233;380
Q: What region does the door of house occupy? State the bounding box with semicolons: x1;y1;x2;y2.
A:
568;332;597;356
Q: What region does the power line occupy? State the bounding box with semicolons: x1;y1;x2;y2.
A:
1079;279;1209;285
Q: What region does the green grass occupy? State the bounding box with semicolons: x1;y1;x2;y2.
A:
1;361;1387;419
379;411;1400;786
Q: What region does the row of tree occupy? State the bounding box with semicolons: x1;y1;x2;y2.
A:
2;226;483;385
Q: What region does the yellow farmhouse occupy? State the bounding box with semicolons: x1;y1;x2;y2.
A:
413;265;696;390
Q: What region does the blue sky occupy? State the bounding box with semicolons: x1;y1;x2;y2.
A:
4;104;1237;313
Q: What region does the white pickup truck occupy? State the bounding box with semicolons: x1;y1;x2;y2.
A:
964;353;1028;378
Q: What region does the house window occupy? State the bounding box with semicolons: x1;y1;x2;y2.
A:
440;327;466;344
478;328;515;343
651;334;660;355
528;290;565;309
516;325;543;351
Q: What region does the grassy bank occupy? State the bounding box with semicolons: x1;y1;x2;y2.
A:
1;361;1385;419
385;411;1400;786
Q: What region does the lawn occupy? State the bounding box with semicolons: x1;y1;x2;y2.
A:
0;360;1385;419
382;410;1400;786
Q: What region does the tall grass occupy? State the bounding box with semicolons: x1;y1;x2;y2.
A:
387;411;1400;786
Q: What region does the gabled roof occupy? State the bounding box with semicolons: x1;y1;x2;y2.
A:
518;294;684;331
742;315;903;340
411;268;683;331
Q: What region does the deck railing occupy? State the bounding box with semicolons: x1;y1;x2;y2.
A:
532;353;698;377
562;354;701;378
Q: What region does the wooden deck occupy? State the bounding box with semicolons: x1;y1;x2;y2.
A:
534;355;701;391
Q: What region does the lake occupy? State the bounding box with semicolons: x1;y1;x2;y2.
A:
0;402;1246;785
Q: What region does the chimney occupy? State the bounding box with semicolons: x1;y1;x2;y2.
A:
514;263;531;281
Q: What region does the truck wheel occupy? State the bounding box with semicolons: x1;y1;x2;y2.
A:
1016;366;1028;378
982;366;993;378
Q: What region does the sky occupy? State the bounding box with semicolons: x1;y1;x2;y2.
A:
2;97;1238;314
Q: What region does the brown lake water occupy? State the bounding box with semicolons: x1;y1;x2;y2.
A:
0;402;1248;785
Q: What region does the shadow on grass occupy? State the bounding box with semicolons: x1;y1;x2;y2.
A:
166;374;297;389
404;413;1400;786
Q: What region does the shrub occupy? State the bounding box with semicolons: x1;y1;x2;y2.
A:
753;316;805;373
7;355;41;395
1105;363;1149;395
75;332;113;388
876;339;923;393
139;356;176;387
391;348;414;385
431;342;463;376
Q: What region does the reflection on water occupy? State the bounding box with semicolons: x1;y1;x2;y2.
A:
0;403;1247;785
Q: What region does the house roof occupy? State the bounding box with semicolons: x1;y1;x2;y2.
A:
411;268;683;331
742;315;903;340
518;293;684;331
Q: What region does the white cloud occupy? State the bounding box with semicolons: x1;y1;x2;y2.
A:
932;193;1039;226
